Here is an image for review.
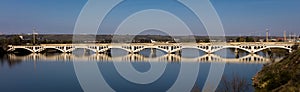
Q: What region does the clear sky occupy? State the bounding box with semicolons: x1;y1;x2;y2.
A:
0;0;299;36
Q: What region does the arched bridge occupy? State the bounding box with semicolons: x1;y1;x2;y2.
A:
7;42;295;54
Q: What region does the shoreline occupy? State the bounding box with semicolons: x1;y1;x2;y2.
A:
252;49;300;91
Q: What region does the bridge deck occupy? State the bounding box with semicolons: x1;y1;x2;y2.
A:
7;42;296;54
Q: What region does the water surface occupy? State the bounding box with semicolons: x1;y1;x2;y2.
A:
0;49;282;92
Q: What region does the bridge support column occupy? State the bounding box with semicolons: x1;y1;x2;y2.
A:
250;46;255;54
150;48;156;57
233;48;240;58
83;48;86;55
234;48;239;53
96;46;101;54
235;48;239;58
63;46;67;53
150;48;156;54
130;46;139;54
32;46;37;53
207;46;212;54
167;46;172;54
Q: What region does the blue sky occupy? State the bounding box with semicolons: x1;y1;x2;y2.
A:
0;0;299;36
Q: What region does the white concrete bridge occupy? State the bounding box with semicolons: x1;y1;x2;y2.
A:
7;42;295;54
7;53;277;63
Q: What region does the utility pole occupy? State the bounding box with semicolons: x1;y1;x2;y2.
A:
266;28;269;42
294;33;297;42
284;30;287;42
32;27;37;45
290;32;295;42
289;32;291;42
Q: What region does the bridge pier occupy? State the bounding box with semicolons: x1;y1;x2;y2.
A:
207;46;212;54
150;48;157;57
234;48;239;53
150;48;156;54
250;46;255;54
83;48;88;55
234;48;239;58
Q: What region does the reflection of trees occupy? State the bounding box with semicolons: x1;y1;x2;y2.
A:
191;73;249;92
217;73;249;92
0;54;23;67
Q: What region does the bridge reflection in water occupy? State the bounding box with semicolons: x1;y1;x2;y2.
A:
7;53;280;64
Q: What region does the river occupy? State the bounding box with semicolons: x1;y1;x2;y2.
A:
0;48;287;92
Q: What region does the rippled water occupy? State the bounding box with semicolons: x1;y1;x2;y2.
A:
0;49;285;92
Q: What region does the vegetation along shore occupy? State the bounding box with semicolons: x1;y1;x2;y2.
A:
253;46;300;91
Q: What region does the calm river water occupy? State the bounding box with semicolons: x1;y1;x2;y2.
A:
0;49;286;92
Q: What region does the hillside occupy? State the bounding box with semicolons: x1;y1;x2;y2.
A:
253;49;300;91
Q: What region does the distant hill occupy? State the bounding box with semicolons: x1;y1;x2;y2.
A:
253;48;300;91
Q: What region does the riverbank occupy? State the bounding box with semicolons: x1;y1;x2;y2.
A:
252;49;300;91
0;45;7;55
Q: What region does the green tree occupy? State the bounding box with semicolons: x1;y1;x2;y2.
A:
236;37;246;42
10;36;22;45
245;37;254;42
204;38;210;43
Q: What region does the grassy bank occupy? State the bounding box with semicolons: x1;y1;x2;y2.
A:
252;49;300;91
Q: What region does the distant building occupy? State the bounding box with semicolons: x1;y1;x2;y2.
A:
19;36;24;40
270;38;278;42
259;39;264;42
276;38;284;42
151;39;157;43
174;38;180;42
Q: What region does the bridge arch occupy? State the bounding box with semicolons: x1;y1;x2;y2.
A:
181;46;208;53
134;47;169;54
211;46;252;53
153;47;169;54
253;46;292;53
40;47;65;53
110;47;132;53
156;46;170;53
11;47;35;53
68;47;98;53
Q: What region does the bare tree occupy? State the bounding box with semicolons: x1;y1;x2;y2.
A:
218;73;249;92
